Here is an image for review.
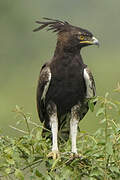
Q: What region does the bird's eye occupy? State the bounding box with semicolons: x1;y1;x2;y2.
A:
80;35;84;41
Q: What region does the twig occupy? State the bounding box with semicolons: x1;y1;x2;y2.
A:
9;125;28;134
20;111;31;135
104;98;108;180
0;159;43;178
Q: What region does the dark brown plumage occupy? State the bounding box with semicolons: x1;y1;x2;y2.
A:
34;18;99;159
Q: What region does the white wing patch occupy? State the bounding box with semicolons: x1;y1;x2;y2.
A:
41;67;51;102
84;68;96;98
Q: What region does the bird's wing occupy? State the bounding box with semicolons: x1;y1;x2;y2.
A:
84;67;96;98
37;63;51;122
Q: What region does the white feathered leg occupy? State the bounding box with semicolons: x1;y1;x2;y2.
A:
50;113;58;152
47;103;59;159
70;105;79;154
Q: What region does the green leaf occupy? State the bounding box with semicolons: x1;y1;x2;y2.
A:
88;100;95;112
5;168;11;174
106;142;113;155
15;169;24;180
4;147;13;156
110;166;120;174
105;92;109;98
116;126;120;133
6;157;15;165
35;169;43;177
36;129;42;140
17;144;30;155
96;107;105;117
51;158;60;170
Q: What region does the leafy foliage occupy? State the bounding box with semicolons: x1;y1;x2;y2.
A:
0;87;120;180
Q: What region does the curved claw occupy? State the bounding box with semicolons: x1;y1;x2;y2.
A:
47;151;60;159
70;153;84;159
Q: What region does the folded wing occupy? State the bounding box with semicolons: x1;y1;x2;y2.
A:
84;67;96;98
36;63;51;122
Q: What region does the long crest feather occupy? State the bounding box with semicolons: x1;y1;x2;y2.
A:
33;17;70;33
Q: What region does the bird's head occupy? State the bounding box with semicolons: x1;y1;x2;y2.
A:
33;18;99;52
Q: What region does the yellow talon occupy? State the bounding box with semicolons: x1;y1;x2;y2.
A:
47;151;60;159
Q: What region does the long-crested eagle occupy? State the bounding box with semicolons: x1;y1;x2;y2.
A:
33;18;99;159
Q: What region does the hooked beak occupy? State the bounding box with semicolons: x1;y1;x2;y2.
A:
91;37;99;47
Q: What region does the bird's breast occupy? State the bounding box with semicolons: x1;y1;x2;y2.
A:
45;61;86;115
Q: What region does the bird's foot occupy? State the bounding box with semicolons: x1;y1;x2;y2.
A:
70;152;84;159
47;150;60;159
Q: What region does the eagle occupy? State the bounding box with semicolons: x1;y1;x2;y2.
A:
33;18;99;159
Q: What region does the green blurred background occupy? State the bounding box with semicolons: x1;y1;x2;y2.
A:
0;0;120;136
